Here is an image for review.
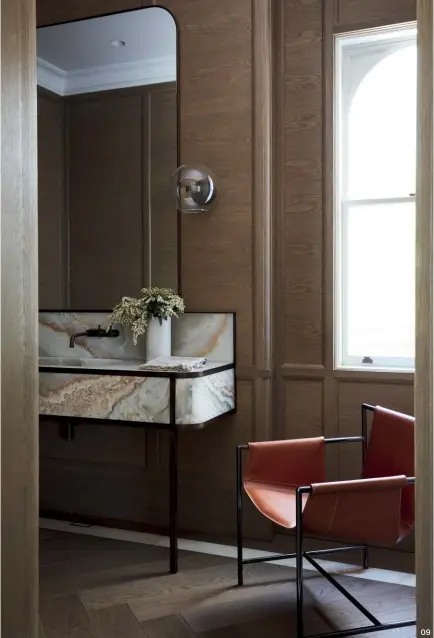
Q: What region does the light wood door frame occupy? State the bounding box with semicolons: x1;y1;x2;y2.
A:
1;0;39;635
1;0;433;633
416;0;434;629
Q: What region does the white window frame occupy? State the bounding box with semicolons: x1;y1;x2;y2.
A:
334;23;417;372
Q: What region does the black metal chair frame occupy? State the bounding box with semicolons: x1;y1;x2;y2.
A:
236;403;416;638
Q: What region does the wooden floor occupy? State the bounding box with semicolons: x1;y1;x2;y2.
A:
39;529;416;637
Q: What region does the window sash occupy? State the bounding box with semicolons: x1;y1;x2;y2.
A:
336;196;415;370
339;40;417;201
334;25;417;372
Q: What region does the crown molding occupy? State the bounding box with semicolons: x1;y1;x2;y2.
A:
37;58;66;95
37;56;176;96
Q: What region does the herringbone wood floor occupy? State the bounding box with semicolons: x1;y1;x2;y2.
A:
39;530;416;637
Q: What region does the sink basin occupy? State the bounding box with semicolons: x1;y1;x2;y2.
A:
39;356;83;367
80;358;124;368
39;356;127;369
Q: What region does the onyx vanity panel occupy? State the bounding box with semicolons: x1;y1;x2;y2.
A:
39;311;235;426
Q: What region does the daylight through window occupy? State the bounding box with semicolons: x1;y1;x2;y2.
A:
335;24;417;370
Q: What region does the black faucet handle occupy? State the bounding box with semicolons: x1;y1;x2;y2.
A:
70;326;119;348
85;326;107;337
86;326;120;338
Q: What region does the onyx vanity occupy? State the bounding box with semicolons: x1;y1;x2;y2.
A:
39;311;236;573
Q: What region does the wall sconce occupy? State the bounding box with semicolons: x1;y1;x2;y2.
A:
173;164;217;213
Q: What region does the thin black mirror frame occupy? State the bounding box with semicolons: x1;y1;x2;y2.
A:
37;5;182;309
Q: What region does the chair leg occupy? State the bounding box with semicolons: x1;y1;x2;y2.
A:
363;544;369;570
236;446;244;586
296;488;304;638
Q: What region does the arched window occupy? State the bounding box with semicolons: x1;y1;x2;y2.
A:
335;25;417;370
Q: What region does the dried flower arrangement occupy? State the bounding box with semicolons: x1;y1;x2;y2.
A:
106;287;185;344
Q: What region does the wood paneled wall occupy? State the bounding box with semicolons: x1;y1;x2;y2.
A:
37;0;418;561
274;0;416;556
148;85;178;290
66;83;178;307
67;90;147;308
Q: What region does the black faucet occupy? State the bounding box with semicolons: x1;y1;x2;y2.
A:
69;325;120;348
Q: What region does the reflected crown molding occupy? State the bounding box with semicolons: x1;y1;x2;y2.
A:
37;56;176;96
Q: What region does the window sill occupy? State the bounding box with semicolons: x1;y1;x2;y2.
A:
337;364;415;373
334;367;414;383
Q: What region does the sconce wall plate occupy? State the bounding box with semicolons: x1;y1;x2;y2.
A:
173;164;217;213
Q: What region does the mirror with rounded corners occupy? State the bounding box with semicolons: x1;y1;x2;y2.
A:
37;7;178;310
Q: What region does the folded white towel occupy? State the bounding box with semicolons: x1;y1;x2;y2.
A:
140;356;207;372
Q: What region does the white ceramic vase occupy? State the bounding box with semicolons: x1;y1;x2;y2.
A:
146;316;171;360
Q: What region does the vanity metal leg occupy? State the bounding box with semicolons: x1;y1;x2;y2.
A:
169;378;178;574
59;420;75;441
169;427;178;573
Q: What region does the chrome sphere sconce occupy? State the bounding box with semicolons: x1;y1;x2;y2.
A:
173;164;217;213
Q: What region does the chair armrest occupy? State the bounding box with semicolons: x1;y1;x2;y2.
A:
301;474;415;546
310;475;409;495
324;436;363;445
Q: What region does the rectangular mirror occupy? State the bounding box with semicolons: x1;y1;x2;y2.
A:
37;7;178;310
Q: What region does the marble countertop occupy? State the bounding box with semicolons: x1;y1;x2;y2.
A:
39;357;234;378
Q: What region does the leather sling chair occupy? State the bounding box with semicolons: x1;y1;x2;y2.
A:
236;404;415;638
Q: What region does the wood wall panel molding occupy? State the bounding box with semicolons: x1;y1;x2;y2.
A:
415;0;434;628
335;0;416;29
322;376;339;481
323;0;335;371
284;379;323;440
252;0;273;441
272;0;286;442
321;0;338;478
1;0;39;634
334;370;414;385
280;363;414;385
281;364;325;381
281;0;324;367
236;366;272;381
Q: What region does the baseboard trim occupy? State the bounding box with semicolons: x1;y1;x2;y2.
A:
39;509;169;537
39;516;415;588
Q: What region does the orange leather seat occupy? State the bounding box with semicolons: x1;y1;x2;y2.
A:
237;404;416;638
243;406;414;547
